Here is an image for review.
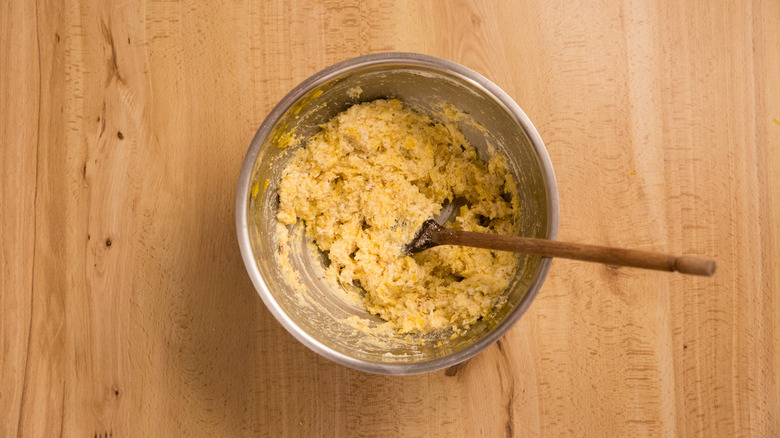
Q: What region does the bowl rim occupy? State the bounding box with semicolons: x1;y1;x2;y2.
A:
235;52;559;375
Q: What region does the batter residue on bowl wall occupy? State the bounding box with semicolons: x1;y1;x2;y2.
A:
276;99;521;333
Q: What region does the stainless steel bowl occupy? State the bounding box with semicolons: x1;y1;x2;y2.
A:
236;53;558;374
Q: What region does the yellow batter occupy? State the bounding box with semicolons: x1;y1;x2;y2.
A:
277;99;521;333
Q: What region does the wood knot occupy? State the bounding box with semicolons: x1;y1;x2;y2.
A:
117;131;124;140
105;238;112;247
444;361;468;377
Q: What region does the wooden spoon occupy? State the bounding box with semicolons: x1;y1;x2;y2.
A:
403;219;716;276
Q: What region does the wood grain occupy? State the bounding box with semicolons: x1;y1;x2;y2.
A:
1;0;778;436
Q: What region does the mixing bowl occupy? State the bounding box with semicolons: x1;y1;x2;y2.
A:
236;52;558;374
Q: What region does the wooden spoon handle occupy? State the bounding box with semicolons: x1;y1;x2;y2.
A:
433;229;716;276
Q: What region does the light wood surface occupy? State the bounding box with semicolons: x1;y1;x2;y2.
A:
2;1;778;436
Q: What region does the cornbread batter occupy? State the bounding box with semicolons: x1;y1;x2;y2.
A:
277;99;521;333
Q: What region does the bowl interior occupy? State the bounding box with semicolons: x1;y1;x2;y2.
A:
244;60;552;370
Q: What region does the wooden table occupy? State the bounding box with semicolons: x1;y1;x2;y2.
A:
2;1;778;436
